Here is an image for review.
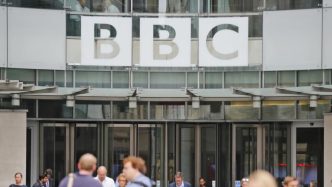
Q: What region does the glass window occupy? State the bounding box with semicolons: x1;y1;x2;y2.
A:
180;126;196;186
39;100;73;118
67;0;91;12
137;124;164;184
21;99;36;118
167;124;176;184
150;102;186;119
225;101;259;120
200;0;263;13
262;100;295;120
150;72;185;89
133;72;149;88
187;72;203;89
133;0;197;13
112;101;148;119
55;71;65;87
42;125;66;187
187;101;222;119
265;123;290;182
9;0;64;9
113;71;129;88
278;71;295;87
201;126;216;186
264;71;277;88
67;14;82;36
76;0;131;13
297;70;323;86
225;71;259;88
38;70;54;86
324;70;331;85
66;71;74;87
7;68;35;84
107;125;131;179
265;0;322;11
75;71;111;88
296;128;324;187
74;124;98;167
75;101;111;119
249;15;263;37
205;72;223;88
297;100;330;119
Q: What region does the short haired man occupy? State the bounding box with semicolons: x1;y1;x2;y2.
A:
58;153;102;187
94;166;115;187
122;156;152;187
44;169;53;187
32;175;47;187
168;172;192;187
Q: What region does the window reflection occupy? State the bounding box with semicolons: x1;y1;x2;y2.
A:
133;0;197;13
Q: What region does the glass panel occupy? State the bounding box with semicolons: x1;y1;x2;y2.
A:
113;101;148;119
249;15;263;37
265;123;290;183
167;124;176;184
67;0;91;12
74;124;98;168
113;71;129;88
296;128;324;187
225;101;259;120
133;72;149;88
201;126;216;186
7;68;35;84
38;70;54;86
187;72;198;89
278;71;295;87
108;125;131;179
21;99;36;118
43;125;66;187
138;124;164;184
236;127;257;181
297;100;331;119
39;100;73;118
26;128;31;187
324;70;331;85
75;101;111;119
180;127;195;186
150;102;186;120
297;70;323;86
224;72;259;88
133;0;197;13
73;0;131;13
66;71;74;87
205;72;222;88
262;101;295;120
187;101;222;119
150;72;185;89
67;14;82;36
264;71;277;88
55;71;65;87
8;0;64;9
265;0;322;10
201;0;263;13
217;124;232;187
75;71;111;88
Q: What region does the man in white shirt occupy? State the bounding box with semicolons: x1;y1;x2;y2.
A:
94;166;115;187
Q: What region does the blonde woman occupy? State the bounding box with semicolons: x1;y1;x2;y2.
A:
117;173;127;187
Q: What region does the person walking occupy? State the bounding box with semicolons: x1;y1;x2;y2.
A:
94;166;115;187
248;170;277;187
168;172;191;187
58;153;102;187
122;156;152;187
9;172;27;187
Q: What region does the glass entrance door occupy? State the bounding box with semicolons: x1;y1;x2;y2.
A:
232;125;264;186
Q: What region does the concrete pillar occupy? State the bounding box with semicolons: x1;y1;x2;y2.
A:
324;113;332;187
0;110;27;187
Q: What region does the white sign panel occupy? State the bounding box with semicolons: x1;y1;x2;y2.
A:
140;18;191;67
81;16;132;66
199;17;248;67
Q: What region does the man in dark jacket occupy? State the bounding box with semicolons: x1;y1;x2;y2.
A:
168;172;191;187
32;175;47;187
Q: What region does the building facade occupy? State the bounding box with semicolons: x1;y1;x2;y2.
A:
0;0;332;187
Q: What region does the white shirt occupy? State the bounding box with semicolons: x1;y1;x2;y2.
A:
94;176;115;187
177;182;184;187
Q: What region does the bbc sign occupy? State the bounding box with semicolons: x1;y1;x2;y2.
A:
80;16;248;67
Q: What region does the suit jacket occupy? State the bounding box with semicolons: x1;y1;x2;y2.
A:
168;181;192;187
